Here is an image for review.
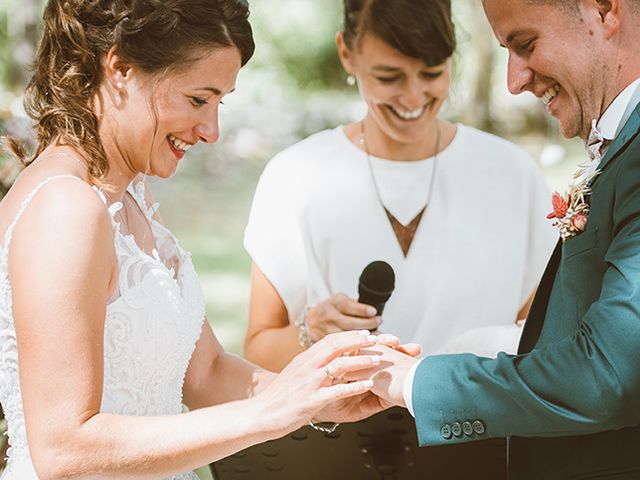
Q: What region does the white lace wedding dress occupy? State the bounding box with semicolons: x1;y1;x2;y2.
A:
0;176;205;479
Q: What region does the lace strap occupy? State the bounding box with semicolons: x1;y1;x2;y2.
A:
0;175;85;261
127;180;159;223
92;186;123;229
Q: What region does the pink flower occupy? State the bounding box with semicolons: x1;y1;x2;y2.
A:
547;192;569;219
571;214;588;232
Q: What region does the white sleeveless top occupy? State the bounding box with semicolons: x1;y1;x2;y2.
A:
0;175;204;479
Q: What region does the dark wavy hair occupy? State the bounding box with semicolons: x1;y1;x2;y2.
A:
15;0;254;183
341;0;455;67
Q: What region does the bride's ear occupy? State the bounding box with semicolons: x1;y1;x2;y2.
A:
104;46;133;93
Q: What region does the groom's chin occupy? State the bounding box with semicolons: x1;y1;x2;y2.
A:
554;115;582;141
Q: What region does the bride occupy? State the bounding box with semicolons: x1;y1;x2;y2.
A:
0;0;417;478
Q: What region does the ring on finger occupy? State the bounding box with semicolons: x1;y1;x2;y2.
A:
324;365;335;381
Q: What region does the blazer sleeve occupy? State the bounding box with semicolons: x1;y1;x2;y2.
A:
412;148;640;446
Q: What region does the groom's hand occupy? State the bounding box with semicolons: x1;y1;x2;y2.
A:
375;333;422;357
345;344;420;408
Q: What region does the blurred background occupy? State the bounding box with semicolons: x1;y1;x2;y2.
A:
0;0;585;474
0;0;583;381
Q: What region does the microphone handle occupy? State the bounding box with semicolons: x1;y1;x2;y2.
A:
357;297;387;316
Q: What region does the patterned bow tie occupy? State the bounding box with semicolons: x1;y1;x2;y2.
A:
586;119;609;163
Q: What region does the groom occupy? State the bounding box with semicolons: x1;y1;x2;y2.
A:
366;0;640;478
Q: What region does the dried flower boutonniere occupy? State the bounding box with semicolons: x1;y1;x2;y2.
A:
547;157;601;242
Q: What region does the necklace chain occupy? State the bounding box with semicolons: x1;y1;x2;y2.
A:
359;121;440;224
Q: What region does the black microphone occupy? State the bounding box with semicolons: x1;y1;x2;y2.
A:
358;261;395;317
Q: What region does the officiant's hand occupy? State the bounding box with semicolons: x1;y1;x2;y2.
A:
306;293;382;341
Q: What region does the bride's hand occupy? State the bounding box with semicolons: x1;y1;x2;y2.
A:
255;330;383;438
312;389;391;424
311;334;421;423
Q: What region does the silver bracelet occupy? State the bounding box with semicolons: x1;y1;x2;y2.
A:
294;305;314;348
308;420;340;434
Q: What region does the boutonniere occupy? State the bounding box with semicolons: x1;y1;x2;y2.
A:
547;157;601;242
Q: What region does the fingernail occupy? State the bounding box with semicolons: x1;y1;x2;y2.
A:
377;317;383;326
363;380;374;388
366;306;377;316
358;330;371;336
367;335;377;343
372;356;381;365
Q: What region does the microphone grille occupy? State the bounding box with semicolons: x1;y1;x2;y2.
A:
359;261;395;293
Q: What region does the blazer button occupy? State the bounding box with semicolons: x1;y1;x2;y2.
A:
440;424;452;440
451;421;462;437
462;421;473;436
472;420;486;435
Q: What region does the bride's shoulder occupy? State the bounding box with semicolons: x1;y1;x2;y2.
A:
14;169;103;213
5;166;114;251
6;167;117;327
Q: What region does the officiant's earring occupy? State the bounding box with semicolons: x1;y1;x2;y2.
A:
116;81;124;90
346;75;356;87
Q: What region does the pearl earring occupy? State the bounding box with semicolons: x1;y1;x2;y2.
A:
346;75;356;87
116;81;124;89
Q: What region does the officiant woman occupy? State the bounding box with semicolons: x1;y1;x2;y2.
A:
244;0;557;476
245;0;556;372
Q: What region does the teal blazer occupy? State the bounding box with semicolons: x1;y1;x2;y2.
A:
412;103;640;479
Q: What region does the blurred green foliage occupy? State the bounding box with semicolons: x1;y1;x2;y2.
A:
0;5;11;89
0;0;42;91
247;0;345;91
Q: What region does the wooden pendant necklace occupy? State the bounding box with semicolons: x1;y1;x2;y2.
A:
360;121;440;257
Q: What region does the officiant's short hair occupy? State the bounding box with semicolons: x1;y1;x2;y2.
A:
341;0;456;67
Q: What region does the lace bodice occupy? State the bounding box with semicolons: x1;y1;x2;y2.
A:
0;176;205;479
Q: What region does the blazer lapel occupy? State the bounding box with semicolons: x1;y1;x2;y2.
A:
518;239;561;354
519;103;640;355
